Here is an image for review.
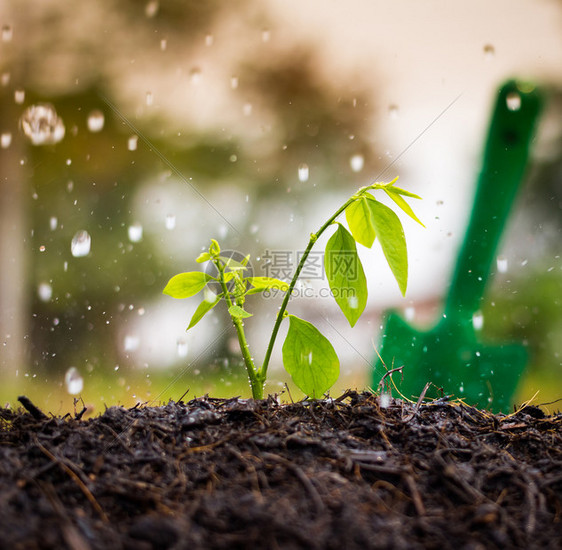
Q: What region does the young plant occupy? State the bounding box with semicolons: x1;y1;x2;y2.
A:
163;177;423;400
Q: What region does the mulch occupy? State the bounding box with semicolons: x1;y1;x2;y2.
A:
0;391;561;550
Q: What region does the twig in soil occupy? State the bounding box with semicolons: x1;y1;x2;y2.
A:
402;382;431;423
378;366;404;393
262;452;325;515
34;437;109;523
18;395;48;420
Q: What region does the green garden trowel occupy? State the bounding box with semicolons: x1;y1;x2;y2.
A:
373;80;543;412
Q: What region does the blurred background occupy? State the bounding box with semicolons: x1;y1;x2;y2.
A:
0;0;560;415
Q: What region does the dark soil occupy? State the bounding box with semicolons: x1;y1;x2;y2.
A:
1;392;561;550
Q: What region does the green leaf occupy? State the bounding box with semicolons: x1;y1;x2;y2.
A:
325;224;368;327
384;188;425;227
282;315;339;399
384;185;422;199
163;272;212;299
209;239;221;256
345;197;376;248
196;252;212;263
228;305;253;319
187;292;221;329
247;277;290;292
365;196;408;295
220;256;247;272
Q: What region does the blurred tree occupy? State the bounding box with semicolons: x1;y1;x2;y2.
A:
0;0;384;383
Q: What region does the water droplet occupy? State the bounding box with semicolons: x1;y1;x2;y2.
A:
347;296;359;310
65;158;72;166
65;367;84;395
160;39;167;51
405;306;415;322
165;214;176;230
298;163;309;182
459;384;464;394
71;230;91;257
229;154;237;163
205;34;214;46
249;224;259;234
87;110;105;132
230;76;239;89
0;132;12;149
379;392;391;408
124;335;140;352
242;102;252;116
37;282;52;302
177;339;188;358
145;0;159;18
472;311;484;331
145;91;153;107
1;73;10;86
506;92;521;111
49;216;58;230
350;154;364;172
388;104;399;119
483;44;495;59
128;135;138;151
496;255;508;273
128;222;143;242
14;89;25;104
189;68;202;85
1;25;13;42
261;29;271;42
20;104;65;145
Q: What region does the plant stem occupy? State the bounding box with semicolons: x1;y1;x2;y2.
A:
215;259;262;399
258;183;385;382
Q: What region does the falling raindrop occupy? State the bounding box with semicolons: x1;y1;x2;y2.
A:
128;135;138;151
145;91;153;107
189;68;202;85
65;367;84;395
242;102;252;116
205;34;214;46
160;38;167;51
298;163;309;182
261;29;271;42
405;306;415;322
1;25;13;42
37;282;53;302
14;89;25;104
1;73;10;86
388;104;399;119
483;44;495;59
496;255;508;273
124;335;140;352
379;392;391;408
0;133;12;149
20;104;65;145
49;216;58;230
177;339;188;358
145;0;159;18
128;222;143;242
350;154;364;173
506;92;521;111
165;214;176;230
87;110;105;132
230;76;239;89
472;311;484;331
71;230;91;257
347;296;359;310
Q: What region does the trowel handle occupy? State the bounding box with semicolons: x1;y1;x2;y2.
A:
444;81;542;320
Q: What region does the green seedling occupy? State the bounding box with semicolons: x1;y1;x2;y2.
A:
163;177;423;400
